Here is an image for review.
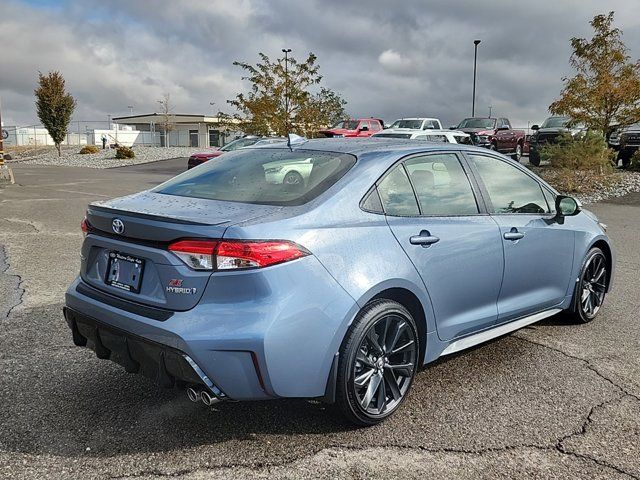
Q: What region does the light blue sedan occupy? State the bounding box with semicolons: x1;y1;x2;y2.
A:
64;138;614;425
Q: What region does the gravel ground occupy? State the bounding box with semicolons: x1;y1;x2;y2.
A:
1;160;640;479
533;168;640;205
10;147;208;169
576;171;640;204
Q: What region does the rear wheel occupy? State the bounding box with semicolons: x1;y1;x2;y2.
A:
511;143;522;162
336;300;418;426
283;171;304;186
566;248;608;323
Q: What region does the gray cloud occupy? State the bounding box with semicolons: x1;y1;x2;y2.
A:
2;0;640;129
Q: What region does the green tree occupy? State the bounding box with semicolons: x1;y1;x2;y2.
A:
222;52;347;137
34;71;76;156
550;12;640;136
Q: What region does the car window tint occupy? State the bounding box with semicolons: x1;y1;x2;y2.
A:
361;187;383;213
468;154;549;214
404;153;478;216
377;165;419;216
154;149;355;206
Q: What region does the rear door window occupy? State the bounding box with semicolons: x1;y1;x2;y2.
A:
153;149;356;206
404;153;479;215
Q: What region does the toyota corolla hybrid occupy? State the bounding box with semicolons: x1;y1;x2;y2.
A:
64;138;614;425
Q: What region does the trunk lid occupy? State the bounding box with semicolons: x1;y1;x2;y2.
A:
81;191;282;311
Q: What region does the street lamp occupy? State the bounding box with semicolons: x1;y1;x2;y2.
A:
282;48;292;132
472;39;481;117
127;105;134;115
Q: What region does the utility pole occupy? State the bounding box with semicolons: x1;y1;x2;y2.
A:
472;39;481;117
0;96;15;184
282;48;292;133
0;96;4;166
488;104;493;118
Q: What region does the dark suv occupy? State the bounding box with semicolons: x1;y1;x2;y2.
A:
609;123;640;168
529;116;578;166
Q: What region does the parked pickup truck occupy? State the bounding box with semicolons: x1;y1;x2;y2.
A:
318;118;384;138
454;117;526;161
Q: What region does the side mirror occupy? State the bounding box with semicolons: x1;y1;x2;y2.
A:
497;125;510;131
449;126;457;130
555;195;581;216
359;125;369;132
531;124;540;131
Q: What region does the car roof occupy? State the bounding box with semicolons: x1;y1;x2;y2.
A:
247;137;481;157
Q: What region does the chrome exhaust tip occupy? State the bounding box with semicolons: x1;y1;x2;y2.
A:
201;390;221;406
186;386;202;403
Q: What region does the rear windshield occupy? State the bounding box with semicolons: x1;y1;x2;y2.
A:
153;148;356;206
390;119;423;129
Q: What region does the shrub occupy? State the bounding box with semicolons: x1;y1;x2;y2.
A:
538;131;615;193
115;146;135;159
630;149;640;171
79;145;100;154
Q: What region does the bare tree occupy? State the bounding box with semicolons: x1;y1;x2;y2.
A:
157;93;174;147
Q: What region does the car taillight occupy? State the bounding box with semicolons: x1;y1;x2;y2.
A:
81;217;93;236
168;239;309;271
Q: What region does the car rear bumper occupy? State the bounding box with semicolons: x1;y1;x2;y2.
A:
63;306;227;400
64;255;358;401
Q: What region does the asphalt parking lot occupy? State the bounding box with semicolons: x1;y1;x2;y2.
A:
1;158;639;479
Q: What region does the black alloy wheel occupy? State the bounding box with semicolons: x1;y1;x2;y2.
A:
336;300;418;426
568;248;608;323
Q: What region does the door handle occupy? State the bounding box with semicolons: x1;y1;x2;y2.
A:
410;230;440;247
503;228;525;241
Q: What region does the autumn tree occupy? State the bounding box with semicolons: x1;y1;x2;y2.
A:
157;93;174;147
550;12;640;136
222;52;347;137
34;71;76;156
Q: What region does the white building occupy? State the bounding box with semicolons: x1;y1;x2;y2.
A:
111;113;241;148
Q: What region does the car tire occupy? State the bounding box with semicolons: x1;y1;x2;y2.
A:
335;299;419;426
511;143;522;162
489;143;497;151
565;248;608;324
283;171;304;186
529;151;541;167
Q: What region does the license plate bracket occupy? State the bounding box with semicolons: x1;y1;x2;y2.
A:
105;252;145;293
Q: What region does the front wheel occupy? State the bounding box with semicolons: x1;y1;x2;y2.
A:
529;150;541;167
335;300;419;426
566;248;608;323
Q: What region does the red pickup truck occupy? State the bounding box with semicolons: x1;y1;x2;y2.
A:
455;117;526;161
318;118;384;138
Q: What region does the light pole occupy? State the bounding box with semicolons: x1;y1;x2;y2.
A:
472;39;481;117
127;105;134;115
282;48;292;133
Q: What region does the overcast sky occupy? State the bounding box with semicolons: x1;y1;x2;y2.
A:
2;0;640;130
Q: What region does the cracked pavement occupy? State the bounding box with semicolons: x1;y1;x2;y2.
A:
1;160;639;479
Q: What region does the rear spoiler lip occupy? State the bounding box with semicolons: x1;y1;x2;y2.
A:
87;205;223;226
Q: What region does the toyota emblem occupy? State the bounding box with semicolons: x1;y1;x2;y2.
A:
112;218;125;234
